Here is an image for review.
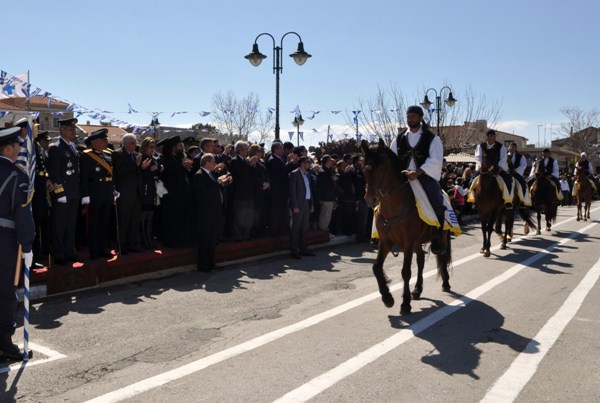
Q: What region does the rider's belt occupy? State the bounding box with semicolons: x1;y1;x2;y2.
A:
0;217;16;230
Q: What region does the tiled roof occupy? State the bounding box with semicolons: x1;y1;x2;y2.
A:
0;99;26;111
0;95;69;109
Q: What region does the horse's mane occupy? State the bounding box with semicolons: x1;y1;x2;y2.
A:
367;142;407;183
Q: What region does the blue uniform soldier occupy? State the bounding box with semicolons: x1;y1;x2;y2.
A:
0;127;35;361
80;129;114;259
47;117;81;265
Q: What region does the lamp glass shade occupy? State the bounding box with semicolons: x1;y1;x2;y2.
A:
444;91;457;107
290;42;311;66
420;95;432;110
245;44;267;67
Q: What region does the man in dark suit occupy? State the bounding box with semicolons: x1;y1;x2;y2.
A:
193;153;226;272
113;134;144;253
47;117;81;265
229;140;258;242
80;129;114;259
0;127;36;361
289;156;316;259
267;141;290;236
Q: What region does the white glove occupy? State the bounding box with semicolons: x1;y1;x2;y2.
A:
81;196;90;205
57;196;67;204
23;251;33;268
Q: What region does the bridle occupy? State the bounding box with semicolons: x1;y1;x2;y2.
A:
366;158;415;228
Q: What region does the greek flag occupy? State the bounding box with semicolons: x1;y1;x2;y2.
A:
447;209;459;226
15;118;36;198
0;71;30;99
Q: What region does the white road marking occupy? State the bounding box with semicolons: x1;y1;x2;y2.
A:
0;342;67;374
83;212;598;403
273;222;597;403
481;255;600;402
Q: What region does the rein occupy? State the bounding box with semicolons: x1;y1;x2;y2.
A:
374;166;415;229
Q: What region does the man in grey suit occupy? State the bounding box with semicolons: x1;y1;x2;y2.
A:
289;156;316;259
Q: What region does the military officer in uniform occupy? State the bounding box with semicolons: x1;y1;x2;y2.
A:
80;129;114;259
32;130;52;261
47;117;81;265
0;127;35;361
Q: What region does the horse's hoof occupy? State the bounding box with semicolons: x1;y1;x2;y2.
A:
524;224;530;234
442;284;451;292
546;227;551;231
577;217;581;221
484;250;491;258
400;304;411;315
382;293;395;308
507;235;512;241
500;243;507;250
497;234;504;242
411;290;421;300
536;230;541;235
480;248;485;254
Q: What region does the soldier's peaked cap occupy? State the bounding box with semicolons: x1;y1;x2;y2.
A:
0;127;21;146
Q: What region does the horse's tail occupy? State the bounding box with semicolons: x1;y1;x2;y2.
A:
518;204;537;231
436;231;452;280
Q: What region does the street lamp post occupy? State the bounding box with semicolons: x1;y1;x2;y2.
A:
419;86;457;138
149;116;160;140
245;32;311;141
292;114;304;146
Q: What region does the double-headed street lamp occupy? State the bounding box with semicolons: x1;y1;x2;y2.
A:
420;86;457;137
292;113;304;146
245;32;311;141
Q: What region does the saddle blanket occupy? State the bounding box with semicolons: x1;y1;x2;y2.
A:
371;181;462;239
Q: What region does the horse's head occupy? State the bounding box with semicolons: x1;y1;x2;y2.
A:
480;153;497;175
361;138;405;208
533;159;544;179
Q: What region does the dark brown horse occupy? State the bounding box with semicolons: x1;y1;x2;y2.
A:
361;139;451;315
530;161;558;234
475;158;536;256
473;164;504;257
575;168;593;221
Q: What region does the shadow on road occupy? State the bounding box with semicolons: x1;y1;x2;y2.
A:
387;293;536;380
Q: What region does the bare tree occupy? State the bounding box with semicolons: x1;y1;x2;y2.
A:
211;90;261;138
349;83;503;152
557;107;600;154
344;83;407;145
254;108;274;144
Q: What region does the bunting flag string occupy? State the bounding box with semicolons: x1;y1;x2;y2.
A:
1;69;407;137
288;131;294;141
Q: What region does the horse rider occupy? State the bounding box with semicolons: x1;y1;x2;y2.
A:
507;142;531;206
527;148;563;203
473;129;514;209
572;152;597;198
389;105;446;255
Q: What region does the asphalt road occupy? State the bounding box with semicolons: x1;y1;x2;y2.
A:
2;204;600;403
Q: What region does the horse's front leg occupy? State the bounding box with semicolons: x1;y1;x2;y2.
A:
501;210;514;250
400;249;414;315
577;202;581;221
411;249;425;300
586;201;591;220
536;210;542;235
373;241;394;308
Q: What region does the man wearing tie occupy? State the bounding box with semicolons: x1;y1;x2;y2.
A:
113;134;144;253
288;156;316;259
47;117;81;265
193;153;225;272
